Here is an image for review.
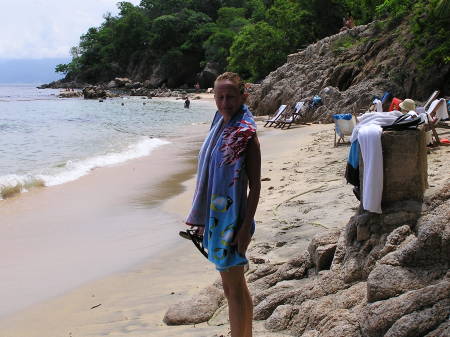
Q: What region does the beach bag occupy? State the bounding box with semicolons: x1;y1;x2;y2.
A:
382;114;423;131
312;95;322;106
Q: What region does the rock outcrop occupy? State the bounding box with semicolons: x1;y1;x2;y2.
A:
58;90;82;98
82;86;114;99
248;21;450;122
254;200;449;336
163;129;449;336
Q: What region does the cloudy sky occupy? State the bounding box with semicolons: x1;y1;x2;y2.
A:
0;0;141;60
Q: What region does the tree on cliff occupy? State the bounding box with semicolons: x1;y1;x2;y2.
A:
55;0;449;86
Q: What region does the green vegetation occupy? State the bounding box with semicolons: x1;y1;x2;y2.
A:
57;0;450;85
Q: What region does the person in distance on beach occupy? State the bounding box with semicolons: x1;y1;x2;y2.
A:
184;97;190;108
184;72;261;337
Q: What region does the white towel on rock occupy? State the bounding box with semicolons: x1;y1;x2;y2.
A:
358;124;383;214
350;111;402;214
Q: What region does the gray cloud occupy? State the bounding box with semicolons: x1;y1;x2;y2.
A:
0;0;141;59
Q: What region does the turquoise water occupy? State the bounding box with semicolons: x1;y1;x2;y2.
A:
0;84;214;198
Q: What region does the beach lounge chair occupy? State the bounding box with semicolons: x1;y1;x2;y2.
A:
276;101;305;129
333;113;356;146
420;98;448;146
264;105;287;127
423;90;440;110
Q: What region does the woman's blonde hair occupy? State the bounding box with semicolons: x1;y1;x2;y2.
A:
214;72;245;94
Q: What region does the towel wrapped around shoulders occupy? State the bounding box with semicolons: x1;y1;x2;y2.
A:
186;105;256;271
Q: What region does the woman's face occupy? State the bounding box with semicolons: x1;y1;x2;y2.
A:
214;80;245;119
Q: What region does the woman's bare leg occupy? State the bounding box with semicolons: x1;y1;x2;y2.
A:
220;266;252;337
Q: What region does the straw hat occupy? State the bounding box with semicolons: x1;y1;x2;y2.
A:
399;98;416;112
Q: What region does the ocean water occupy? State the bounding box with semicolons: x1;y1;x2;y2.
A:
0;84;214;199
0;85;217;318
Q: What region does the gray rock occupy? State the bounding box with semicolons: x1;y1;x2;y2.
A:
247;264;278;282
253;270;349;320
106;80;117;88
114;77;131;86
163;285;224;325
264;304;298;331
367;264;429;302
58;91;82;98
384;298;450;337
208;303;229;326
308;229;340;272
197;62;220;88
250;251;311;294
360;278;450;337
288;282;365;336
424;320;450;337
82;86;110;99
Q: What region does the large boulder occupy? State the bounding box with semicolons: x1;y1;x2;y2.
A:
82;86;107;99
58;90;82;98
197;62;221;89
114;77;132;87
163;284;224;325
308;229;340;272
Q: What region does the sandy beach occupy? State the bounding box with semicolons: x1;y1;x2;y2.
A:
1;117;449;336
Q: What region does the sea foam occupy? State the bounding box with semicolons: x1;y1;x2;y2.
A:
0;137;169;199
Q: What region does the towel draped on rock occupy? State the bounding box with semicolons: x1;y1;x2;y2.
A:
347;111;403;214
186;105;256;271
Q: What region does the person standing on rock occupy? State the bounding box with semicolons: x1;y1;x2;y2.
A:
182;72;261;337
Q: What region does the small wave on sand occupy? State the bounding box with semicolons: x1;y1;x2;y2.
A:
0;137;169;200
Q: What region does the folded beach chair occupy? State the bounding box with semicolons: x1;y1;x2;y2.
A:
276;101;305;129
423;90;440;110
264;105;287;127
333;113;356;146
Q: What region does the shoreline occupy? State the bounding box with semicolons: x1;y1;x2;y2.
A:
3;122;448;336
0;123;210;319
0;122;339;336
0;92;215;201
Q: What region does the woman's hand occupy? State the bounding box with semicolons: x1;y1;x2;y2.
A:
232;225;252;256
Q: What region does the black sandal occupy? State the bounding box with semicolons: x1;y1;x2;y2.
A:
179;228;208;259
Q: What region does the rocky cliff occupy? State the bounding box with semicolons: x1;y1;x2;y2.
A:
163;128;450;336
248;20;450;122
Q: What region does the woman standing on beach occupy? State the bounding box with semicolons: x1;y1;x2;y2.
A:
184;72;261;336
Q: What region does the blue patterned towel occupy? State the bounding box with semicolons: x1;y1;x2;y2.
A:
186;105;256;271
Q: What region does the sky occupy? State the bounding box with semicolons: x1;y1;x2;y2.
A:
0;0;141;60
